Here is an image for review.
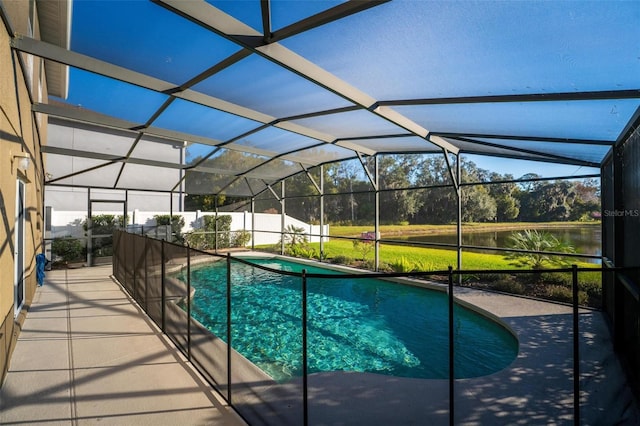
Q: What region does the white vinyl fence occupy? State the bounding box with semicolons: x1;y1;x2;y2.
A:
47;209;328;246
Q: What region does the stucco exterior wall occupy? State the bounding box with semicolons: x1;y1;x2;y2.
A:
0;1;47;384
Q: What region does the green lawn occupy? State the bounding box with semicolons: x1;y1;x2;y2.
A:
309;239;601;304
310;239;599;273
313;239;516;270
258;237;601;306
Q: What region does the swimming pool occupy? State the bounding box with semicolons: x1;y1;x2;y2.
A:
182;258;518;382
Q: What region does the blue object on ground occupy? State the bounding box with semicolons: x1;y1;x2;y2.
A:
36;253;47;286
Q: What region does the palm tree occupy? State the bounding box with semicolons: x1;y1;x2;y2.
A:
282;224;307;247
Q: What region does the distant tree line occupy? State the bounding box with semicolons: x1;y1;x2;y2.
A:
185;154;600;225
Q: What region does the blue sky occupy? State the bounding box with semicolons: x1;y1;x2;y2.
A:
464;155;599;180
58;0;634;186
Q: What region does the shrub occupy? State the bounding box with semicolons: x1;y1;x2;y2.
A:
579;276;602;299
362;259;377;271
390;256;413;273
287;245;319;259
85;214;127;233
278;224;316;259
546;285;589;305
377;261;392;272
491;280;526;295
52;237;85;264
84;214;126;257
352;239;374;260
505;229;576;269
231;230;251;247
330;255;353;265
205;215;232;248
481;273;513;283
154;214;185;242
185;215;233;250
412;259;436;272
460;274;480;285
184;232;208;250
539;272;572;286
540;271;602;304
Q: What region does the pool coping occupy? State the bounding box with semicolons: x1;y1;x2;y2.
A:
163;252;638;425
271;284;636;425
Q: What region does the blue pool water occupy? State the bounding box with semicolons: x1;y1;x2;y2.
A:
183;258;518;382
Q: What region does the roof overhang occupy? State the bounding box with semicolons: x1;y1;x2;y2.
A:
36;0;72;99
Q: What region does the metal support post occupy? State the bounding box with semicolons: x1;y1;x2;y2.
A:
456;154;462;280
251;197;256;251
132;233;137;299
374;155;380;271
169;191;173;241
281;182;286;255
226;253;232;404
302;270;309;426
124;189;128;229
320;165;325;261
448;266;455;426
572;265;580;425
161;239;166;332
144;236;149;312
87;189;92;267
187;246;192;361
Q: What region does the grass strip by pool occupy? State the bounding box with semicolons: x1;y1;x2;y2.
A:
256;240;600;290
306;240;601;287
314;240;519;270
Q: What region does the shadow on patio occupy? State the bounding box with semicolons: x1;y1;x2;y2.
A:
3;264;638;426
0;265;246;426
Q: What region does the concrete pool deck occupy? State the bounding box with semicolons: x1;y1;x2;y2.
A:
1;265;638;425
0;265;246;426
294;288;640;425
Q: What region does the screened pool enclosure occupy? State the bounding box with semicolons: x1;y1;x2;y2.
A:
7;0;640;424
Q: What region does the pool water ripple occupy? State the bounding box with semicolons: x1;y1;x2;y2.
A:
181;258;517;382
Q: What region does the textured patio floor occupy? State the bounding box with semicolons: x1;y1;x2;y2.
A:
1;265;638;425
298;286;640;425
0;265;245;426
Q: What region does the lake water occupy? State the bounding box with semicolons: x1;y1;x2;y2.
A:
395;226;601;262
